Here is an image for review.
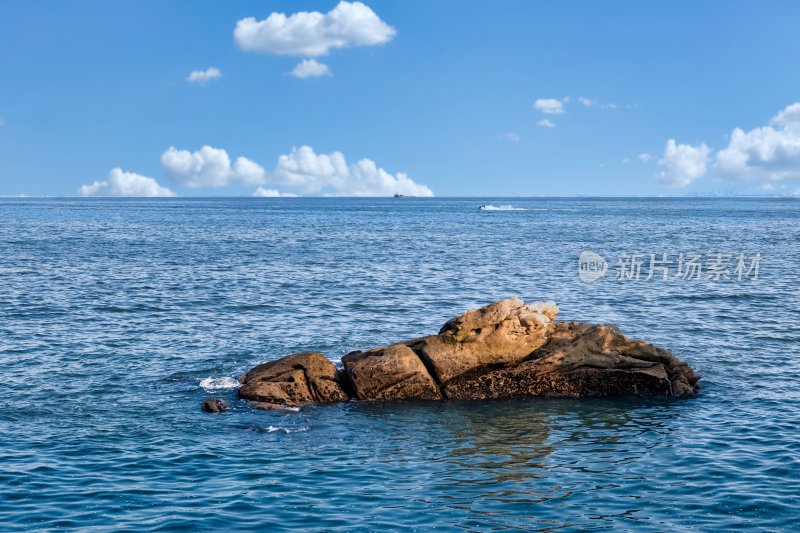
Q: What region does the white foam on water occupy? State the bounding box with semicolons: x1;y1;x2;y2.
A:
479;204;528;211
266;425;309;434
199;376;240;391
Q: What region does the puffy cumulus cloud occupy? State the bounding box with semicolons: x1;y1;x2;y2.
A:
533;97;568;114
252;187;299;197
657;139;711;187
273;145;433;196
187;67;221;85
638;152;653;162
715;102;800;182
234;1;395;57
290;59;331;78
79;168;175;197
160;146;267;188
502;132;520;142
231;156;268;184
577;97;596;107
774;103;800;127
537;118;556;128
273;147;348;192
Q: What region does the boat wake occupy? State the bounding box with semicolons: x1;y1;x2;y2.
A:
479;204;528;211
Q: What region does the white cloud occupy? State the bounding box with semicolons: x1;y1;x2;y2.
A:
534;97;568;114
272;145;433;196
576;97;629;109
502;132;520;142
657;139;711;187
252;187;299;197
290;59;331;78
638;153;653;162
79;168;175;197
234;1;395;57
774;103;800;127
161;146;267;188
622;157;631;164
159;143;432;196
187;67;221;85
537;119;556;128
715;102;800;182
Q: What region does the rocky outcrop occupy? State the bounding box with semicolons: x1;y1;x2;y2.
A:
238;299;700;407
239;352;349;405
443;322;701;399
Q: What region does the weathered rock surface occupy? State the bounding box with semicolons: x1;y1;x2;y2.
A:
407;298;559;385
342;343;442;401
239;352;349;405
443;322;701;399
237;299;700;407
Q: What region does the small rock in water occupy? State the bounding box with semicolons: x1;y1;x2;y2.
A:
201;398;228;413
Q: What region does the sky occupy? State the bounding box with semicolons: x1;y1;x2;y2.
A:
1;0;799;197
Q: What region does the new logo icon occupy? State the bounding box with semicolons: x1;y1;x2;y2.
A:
578;251;608;283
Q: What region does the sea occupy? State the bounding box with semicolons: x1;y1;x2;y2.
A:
1;197;798;531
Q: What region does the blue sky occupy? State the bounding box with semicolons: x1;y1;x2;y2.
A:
1;0;799;197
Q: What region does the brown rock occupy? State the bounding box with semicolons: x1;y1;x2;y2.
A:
408;298;559;385
233;299;700;410
239;352;350;405
443;322;701;399
342;343;442;401
201;398;228;412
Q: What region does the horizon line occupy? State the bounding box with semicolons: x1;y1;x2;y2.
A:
2;194;797;200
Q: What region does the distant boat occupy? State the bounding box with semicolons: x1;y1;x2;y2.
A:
393;194;415;198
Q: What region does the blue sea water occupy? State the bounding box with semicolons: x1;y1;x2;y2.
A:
1;197;798;531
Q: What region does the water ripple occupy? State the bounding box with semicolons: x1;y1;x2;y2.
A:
1;198;799;531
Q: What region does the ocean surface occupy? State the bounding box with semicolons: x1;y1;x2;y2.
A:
1;197;798;531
